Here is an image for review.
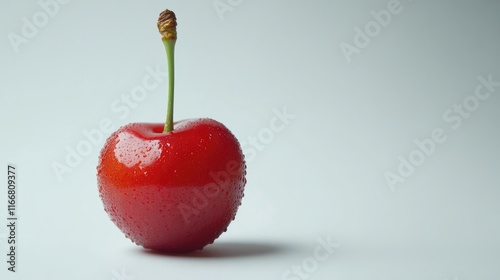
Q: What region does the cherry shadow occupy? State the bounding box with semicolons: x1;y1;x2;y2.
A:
138;241;291;258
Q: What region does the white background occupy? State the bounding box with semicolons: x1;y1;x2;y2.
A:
1;0;499;279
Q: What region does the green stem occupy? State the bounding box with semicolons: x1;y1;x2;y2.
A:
163;38;176;133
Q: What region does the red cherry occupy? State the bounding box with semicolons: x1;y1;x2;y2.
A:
97;9;247;253
97;119;246;253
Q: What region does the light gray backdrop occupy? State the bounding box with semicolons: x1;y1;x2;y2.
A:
1;0;499;279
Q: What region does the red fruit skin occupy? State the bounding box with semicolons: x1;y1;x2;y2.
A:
97;119;246;253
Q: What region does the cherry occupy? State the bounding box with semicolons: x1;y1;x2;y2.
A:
97;9;246;253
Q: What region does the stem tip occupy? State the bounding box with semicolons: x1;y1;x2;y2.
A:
158;9;177;41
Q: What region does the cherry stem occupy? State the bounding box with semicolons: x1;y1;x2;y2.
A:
157;9;178;133
163;38;176;133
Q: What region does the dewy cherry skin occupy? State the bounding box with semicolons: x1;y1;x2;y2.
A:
97;9;247;253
